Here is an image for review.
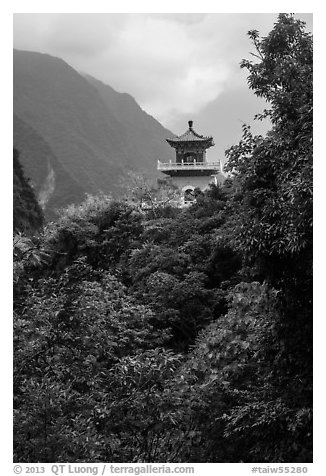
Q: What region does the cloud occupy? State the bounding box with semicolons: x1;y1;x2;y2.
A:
102;15;232;123
13;13;313;128
14;13;127;57
147;13;208;25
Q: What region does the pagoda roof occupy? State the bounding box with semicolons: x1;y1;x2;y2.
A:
166;121;214;147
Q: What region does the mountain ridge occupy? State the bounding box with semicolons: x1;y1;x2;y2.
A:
13;49;175;219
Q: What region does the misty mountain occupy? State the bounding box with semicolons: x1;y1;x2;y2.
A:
13;49;174;219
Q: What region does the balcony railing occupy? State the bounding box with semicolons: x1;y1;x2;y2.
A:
158;160;220;172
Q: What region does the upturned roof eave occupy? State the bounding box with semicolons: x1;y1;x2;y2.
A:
166;137;215;147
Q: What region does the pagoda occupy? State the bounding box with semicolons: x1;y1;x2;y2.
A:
158;120;223;203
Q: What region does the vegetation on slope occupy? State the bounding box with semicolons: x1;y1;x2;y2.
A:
13;148;44;234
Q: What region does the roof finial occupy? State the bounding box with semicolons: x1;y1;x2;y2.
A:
188;120;193;129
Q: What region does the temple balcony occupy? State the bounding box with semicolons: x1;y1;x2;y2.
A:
157;159;221;176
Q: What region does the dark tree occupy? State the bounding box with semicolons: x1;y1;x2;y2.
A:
222;14;313;461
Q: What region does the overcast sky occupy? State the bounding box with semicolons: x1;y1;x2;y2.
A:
13;13;313;162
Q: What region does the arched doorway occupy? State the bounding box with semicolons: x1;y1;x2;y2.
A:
182;185;196;204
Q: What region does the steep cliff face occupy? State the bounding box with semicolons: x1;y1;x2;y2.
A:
13;49;174;219
38;163;55;209
13;114;85;220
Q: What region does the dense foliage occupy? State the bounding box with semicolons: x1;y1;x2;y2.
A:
13;14;312;463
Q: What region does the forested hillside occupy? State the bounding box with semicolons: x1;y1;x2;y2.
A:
13;15;312;463
13;50;174;218
13;148;44;234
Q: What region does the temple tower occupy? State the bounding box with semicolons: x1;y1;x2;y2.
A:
158;120;223;203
